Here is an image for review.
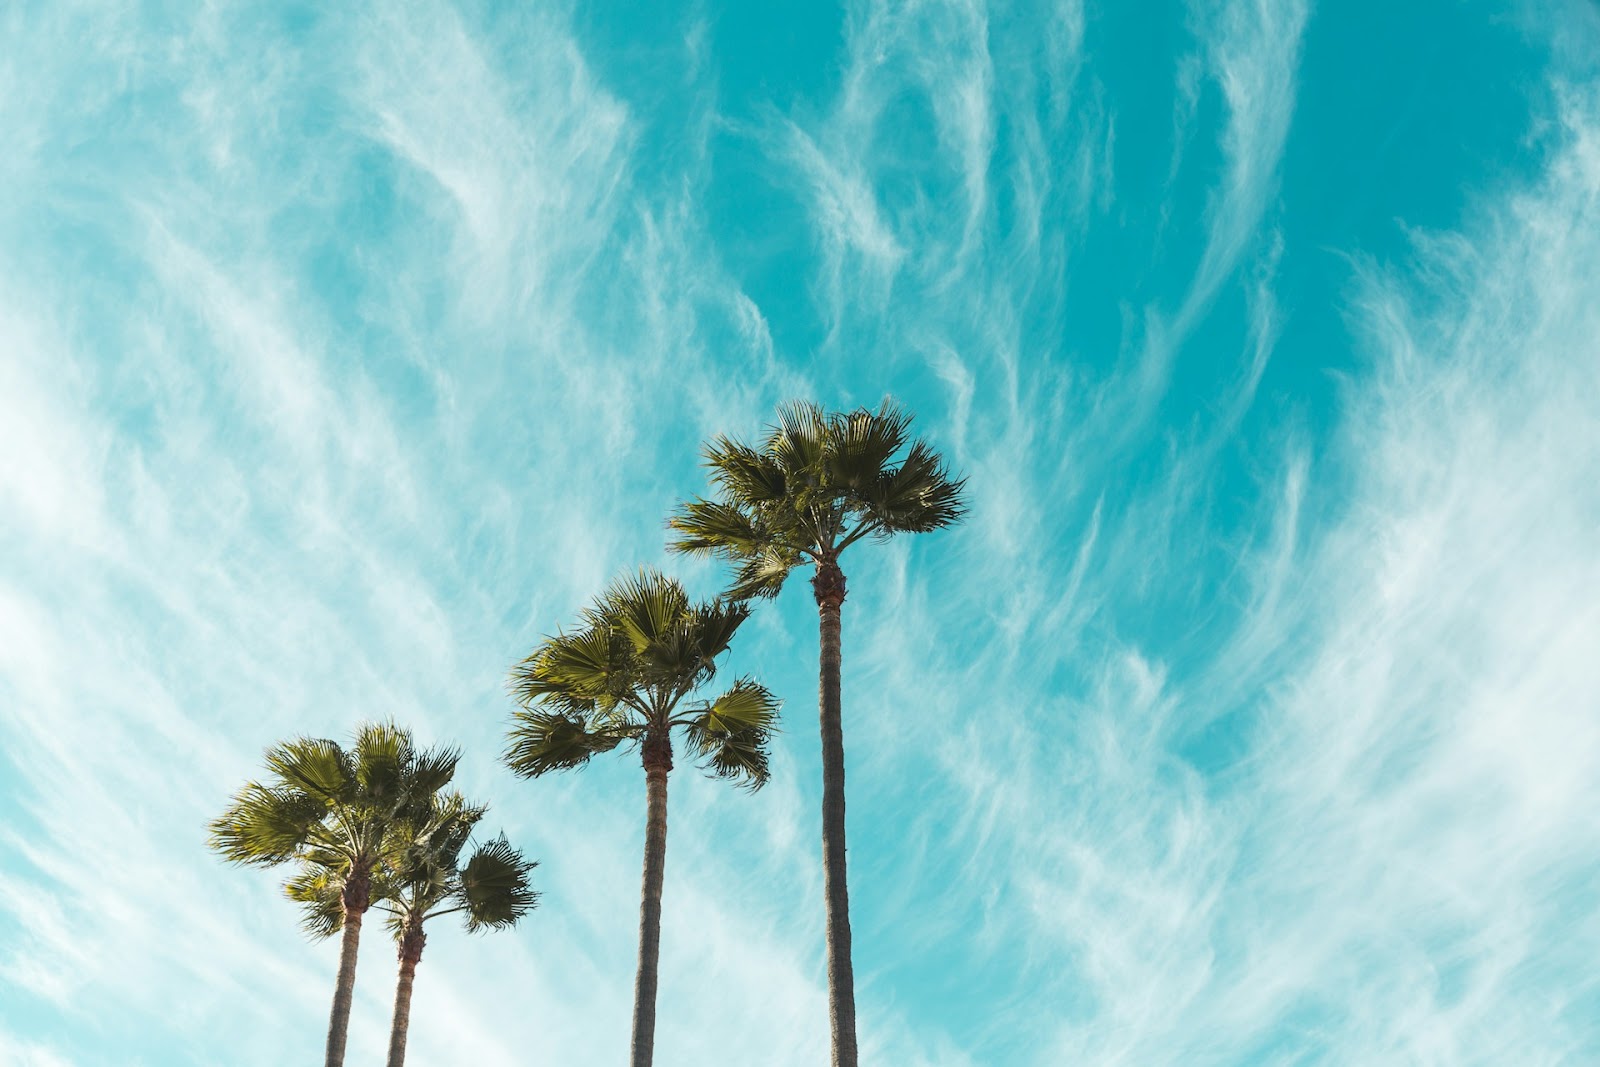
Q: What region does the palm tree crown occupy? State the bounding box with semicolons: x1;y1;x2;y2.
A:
381;795;538;937
284;790;539;941
505;569;778;786
667;399;967;600
208;722;461;1067
209;722;461;920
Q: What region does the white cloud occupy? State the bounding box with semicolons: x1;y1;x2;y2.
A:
0;3;933;1064
3;1;1597;1064
870;77;1600;1066
1180;0;1309;330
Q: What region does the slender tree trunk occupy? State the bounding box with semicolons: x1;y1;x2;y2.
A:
631;730;673;1067
385;923;427;1067
326;865;371;1067
813;560;858;1067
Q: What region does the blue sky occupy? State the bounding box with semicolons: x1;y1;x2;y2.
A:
2;0;1598;1063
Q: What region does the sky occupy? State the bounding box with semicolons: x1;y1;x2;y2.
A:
2;0;1598;1064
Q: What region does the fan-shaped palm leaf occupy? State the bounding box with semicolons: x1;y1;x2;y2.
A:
460;836;540;932
504;708;627;776
681;678;780;789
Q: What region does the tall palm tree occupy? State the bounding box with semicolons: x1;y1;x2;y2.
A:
208;723;459;1067
293;791;539;1067
505;569;779;1067
668;400;966;1067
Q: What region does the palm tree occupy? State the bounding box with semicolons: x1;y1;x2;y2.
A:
668;400;966;1067
292;791;539;1067
208;723;460;1067
505;569;779;1067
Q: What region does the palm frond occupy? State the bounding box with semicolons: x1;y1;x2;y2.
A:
682;678;779;789
374;789;495;934
606;570;691;654
636;622;703;683
865;438;968;534
687;598;751;664
284;865;347;939
504;707;625;778
704;436;790;506
767;400;829;478
725;547;799;601
667;498;764;557
511;623;631;706
825;402;912;491
351;721;412;802
263;738;353;806
458;836;540;932
397;791;483;875
405;743;463;799
208;783;327;866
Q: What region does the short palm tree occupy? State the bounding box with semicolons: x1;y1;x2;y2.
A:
668;400;966;1067
293;791;539;1067
208;723;460;1067
505;569;779;1067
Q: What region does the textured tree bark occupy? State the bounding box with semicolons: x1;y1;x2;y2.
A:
813;560;858;1067
385;924;427;1067
631;730;673;1067
326;865;371;1067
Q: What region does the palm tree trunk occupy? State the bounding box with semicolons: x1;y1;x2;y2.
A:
813;560;858;1067
386;924;427;1067
326;865;371;1067
631;731;673;1067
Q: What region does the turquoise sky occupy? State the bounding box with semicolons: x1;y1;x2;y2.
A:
3;1;1599;1064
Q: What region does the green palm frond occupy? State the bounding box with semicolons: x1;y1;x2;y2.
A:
667;499;754;557
768;400;828;477
263;738;353;806
376;794;482;932
208;783;328;865
698;677;780;733
398;792;482;874
504;707;625;777
638;623;700;682
669;499;805;601
725;547;799;601
284;865;347;940
351;722;410;798
458;836;540;932
687;599;751;665
512;624;630;704
825;402;912;492
705;436;789;505
671;398;967;573
864;438;968;535
682;678;779;789
404;745;463;800
606;569;692;653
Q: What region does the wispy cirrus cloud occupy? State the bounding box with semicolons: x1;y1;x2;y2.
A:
1103;0;1309;448
0;2;835;1063
1179;0;1309;328
849;71;1600;1067
3;0;1598;1064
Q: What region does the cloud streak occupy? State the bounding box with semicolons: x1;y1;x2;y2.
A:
1;1;1597;1065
